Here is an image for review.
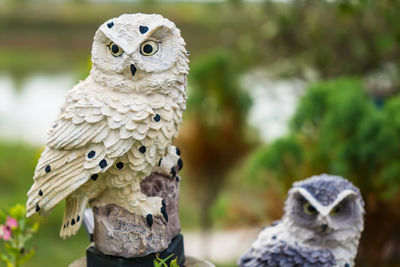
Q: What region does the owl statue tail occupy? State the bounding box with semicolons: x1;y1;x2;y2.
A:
59;194;88;239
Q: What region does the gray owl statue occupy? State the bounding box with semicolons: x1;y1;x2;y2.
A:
238;174;365;267
26;13;189;240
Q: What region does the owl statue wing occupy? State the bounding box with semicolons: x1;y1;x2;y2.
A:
238;223;337;267
26;88;138;218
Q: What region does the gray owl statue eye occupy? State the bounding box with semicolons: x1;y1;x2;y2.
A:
238;174;365;267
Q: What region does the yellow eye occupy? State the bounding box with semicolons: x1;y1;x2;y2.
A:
108;42;123;57
140;40;159;56
303;202;318;215
330;204;342;215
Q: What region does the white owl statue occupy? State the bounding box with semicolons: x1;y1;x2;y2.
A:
238;174;365;267
26;13;189;254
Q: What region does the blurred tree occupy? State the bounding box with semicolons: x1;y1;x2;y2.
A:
232;0;400;78
244;78;400;265
177;51;253;232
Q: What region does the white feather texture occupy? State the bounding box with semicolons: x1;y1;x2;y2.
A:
26;13;189;239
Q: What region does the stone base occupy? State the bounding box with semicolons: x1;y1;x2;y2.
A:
92;172;182;258
85;234;184;267
70;255;215;267
92;203;169;258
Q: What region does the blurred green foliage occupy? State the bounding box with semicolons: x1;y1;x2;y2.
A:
153;253;179;267
244;78;400;264
0;143;38;206
248;77;400;200
248;0;400;77
178;50;253;230
1;0;399;78
0;204;38;267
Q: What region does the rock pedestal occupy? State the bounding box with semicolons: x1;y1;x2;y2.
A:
92;204;169;257
69;169;213;267
91;171;181;258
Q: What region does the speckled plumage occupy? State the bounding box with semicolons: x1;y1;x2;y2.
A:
240;239;336;267
26;13;189;239
238;174;365;267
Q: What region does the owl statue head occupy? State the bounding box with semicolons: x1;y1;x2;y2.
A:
90;13;189;93
284;174;365;265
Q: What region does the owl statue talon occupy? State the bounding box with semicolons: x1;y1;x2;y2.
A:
25;13;189;258
171;168;177;178
146;214;154;227
239;174;365;267
161;200;168;222
157;145;182;179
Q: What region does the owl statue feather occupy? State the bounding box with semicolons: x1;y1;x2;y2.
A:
238;174;365;267
26;13;189;240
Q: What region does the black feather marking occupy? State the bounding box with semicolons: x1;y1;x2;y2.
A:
139;146;146;154
87;150;96;159
161;205;168;222
116;162;124;169
139;25;148;34
45;165;51;173
177;158;183;170
154;114;161;122
99;159;107;169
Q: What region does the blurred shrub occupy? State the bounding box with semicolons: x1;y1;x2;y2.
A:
244;77;400;265
0;204;39;267
230;0;400;78
177;50;253;230
1;0;399;81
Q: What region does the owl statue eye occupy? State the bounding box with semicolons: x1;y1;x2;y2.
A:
330;203;343;215
108;42;124;57
303;202;318;215
140;40;159;56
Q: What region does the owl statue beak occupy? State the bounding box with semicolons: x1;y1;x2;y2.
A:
318;222;333;235
130;64;137;76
